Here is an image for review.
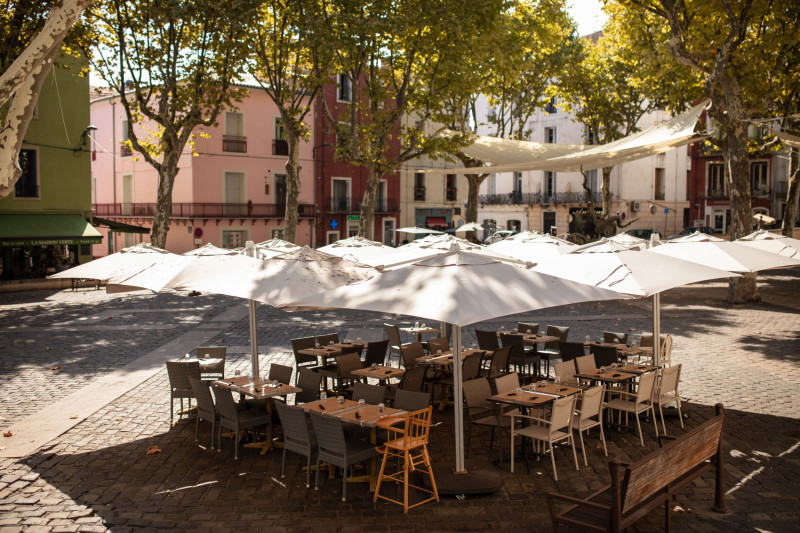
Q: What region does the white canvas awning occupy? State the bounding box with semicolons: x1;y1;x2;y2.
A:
429;100;709;174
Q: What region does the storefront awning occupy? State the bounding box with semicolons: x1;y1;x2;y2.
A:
92;217;150;234
0;214;103;247
425;216;448;228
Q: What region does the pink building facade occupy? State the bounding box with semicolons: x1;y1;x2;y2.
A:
90;84;317;256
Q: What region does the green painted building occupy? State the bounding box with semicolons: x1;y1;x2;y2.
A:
0;52;101;281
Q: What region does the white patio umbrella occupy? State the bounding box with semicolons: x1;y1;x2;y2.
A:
454;222;485;234
252;238;301;259
318;236;405;267
650;233;800;272
47;243;173;284
394;226;444;235
287;245;631;476
487;232;577;262
736;229;800;258
533;248;738;365
572;237;646;253
607;233;649;248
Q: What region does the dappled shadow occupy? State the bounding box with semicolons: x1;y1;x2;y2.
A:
736;330;800;363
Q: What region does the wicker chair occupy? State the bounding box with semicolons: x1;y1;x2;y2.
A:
558;341;586;363
294;369;322;405
268;363;294;384
463;377;508;466
501;333;539;380
188;376;218;449
291;336;320;376
475;329;500;352
434;350;484;411
400;342;426;369
363;339;389;368
602;331;629;345
517;322;539;334
590;344;619;367
351;382;386;405
538;325;570;376
425;337;450;355
166;360;201;423
479;345;511;380
212;385;272;459
274;400;317;488
316;333;340;346
394;389;431;412
310;411;378;501
385;323;412;367
196;346;226;379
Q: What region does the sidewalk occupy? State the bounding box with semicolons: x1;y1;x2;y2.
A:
0;269;799;531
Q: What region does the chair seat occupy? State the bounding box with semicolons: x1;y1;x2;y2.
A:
236;407;273;425
516;425;570;442
575;417;601;431
605;399;640;413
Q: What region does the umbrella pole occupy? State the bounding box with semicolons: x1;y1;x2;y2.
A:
245;241;260;376
652;293;661;367
453;325;466;473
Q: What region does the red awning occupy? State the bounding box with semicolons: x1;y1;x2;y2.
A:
426;216;448;228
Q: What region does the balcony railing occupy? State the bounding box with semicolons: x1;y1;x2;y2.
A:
446;188;457;201
706;188;726;198
120;144;132;157
14;183;39;198
272;139;288;156
223;135;247;153
479;191;601;206
326;196;399;213
93;202;315;218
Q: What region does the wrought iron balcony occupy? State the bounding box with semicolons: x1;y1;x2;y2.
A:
326;196;399;213
272;139;288;156
478;191;601;206
223;135;247;153
93;202;315;218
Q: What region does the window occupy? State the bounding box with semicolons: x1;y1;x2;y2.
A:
224;171;246;215
273;117;287;155
274;174;286;204
586;169;599;195
326;231;340;245
507;219;521;232
377;180;387;212
271;229;285;239
446;174;457;201
544;127;557;143
707;163;725;197
122;233;136;248
544;171;556;198
338;74;351;102
347;220;359;237
15;149;38;198
222;230;247;249
750;161;768;197
513;172;523;193
223;111;246;153
331;178;350;211
544;96;558;114
121;119;132;156
654;168;665;201
414;172;425;201
585;125;596;145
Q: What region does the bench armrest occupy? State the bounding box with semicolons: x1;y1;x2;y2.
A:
657;434;678;447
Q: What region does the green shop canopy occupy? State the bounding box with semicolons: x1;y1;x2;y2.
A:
0;214;103;247
92;217;150;234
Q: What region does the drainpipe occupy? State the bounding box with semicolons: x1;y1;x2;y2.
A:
111;98;117;252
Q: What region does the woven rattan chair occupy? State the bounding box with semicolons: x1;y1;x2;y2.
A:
294;369;322;404
196;346;226;379
400;342;425;369
463;377;508;466
166;360;201;423
501;333;539;380
475;329;500;352
558;341;586;363
316;333;340;346
602;331;628;345
268;363;294;384
426;337;450;355
351;382;386;405
374;406;439;513
517;322;539;334
510;395;578;480
479;345;511;380
328;352;363;395
434;350;484;411
310;411;378;501
364;339;389;368
188;376;218;449
212;385;272;459
538;325;570;376
274;400;317;488
572;385;607;466
385;323;412;367
590;344;619;367
394;389;431;412
291;336;320;375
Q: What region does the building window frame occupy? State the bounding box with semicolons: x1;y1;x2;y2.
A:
750;161;769;197
337;74;352;102
14;147;39;199
414;172;425;201
544;126;557;144
654;167;666;201
223;111;247;153
221;228;249;249
707;162;725;197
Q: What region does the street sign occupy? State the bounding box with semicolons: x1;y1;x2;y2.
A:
194;238;202;245
194;228;203;238
346;215;361;221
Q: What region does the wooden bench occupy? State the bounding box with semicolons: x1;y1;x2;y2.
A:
546;403;726;533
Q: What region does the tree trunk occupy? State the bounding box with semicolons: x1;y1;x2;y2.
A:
601;166;613;215
150;153;181;249
720;110;759;303
359;167;381;240
466;174;483;223
283;122;301;244
781;148;799;237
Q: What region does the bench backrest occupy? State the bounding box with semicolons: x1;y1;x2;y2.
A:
621;413;723;514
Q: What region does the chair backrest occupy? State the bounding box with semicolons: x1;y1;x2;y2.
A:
661;335;673;365
316;333;340;346
639;333;667;348
517;322;539;334
427;337;450;354
494;372;520;394
401;406;433;447
461;350;485;381
636;371;657;403
394;389;431;412
291;336;317;365
553;360;578;384
310;411;346;458
462;377;492;410
578;385;605;423
545;325;569;349
400;342;425;368
575;354;596;374
590;344;619;367
351;382;386;404
196;346;226;359
384;323;402;348
549;395;574;434
364;339;389;367
602;331;628;345
268;363;294;384
659;363;681;395
489;345;511;374
166;361;201;397
500;333;525;360
188;376;216;418
399;365;427;392
211;385;239;423
295;369;322;403
334;352;363;378
558;341;585;362
475;329;500;351
274;400;312;447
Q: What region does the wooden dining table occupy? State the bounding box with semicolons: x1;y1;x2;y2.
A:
351;365;405;385
296;342;365;368
400;325;439;342
415;348;483;367
299;398;405;490
214;376;302;454
499;332;560;348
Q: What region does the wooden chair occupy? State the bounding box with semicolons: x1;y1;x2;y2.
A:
374;406;439;513
510;395;578;480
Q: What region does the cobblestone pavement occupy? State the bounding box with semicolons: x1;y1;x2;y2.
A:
0;268;799;532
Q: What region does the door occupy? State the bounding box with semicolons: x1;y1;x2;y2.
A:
332;178;350;211
224;172;246;215
122;174;133;215
543;211;556;235
712;208;727;234
383;218;396;246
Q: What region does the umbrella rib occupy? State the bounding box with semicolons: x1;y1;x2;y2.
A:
596;264;631;288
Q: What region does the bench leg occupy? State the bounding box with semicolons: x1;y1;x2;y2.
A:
664;497;670;532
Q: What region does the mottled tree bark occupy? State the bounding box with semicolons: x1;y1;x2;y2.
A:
283;119;302;243
358;168;381;240
150;151;181;249
601;166;613;215
781;149;799;237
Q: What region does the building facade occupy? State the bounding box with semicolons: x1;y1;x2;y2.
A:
90;83;317;255
0;53;100;281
